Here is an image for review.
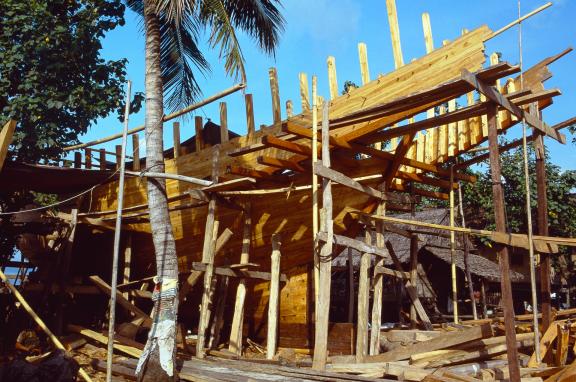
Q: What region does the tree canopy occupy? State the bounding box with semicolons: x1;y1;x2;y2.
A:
0;0;128;162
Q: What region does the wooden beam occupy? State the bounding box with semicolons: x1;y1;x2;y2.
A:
219;102;229;143
370;201;385;355
195;116;203;152
486;103;521;381
356;230;371;362
190;262;286;282
327;56;339;100
258;155;306;173
269;67;281;125
316;231;390;259
85;148;92;169
358;43;370;85
74;152;82;169
0;120;16;171
422;12;434;53
132;134;140;171
286;100;293;118
461;69;566;143
299;73;310;112
267;234;281;360
263;134;315;157
245;94;256;141
173;122;181;158
385;0;404;68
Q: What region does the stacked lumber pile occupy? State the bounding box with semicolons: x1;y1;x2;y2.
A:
324;312;576;382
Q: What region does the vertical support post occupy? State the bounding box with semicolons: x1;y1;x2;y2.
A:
219;102;229;143
85;148;92;169
385;0;404;68
450;166;458;323
286;100;293;118
311;76;320;307
195;116;203;152
122;233;132;300
269;67;281;125
229;203;252;355
422;13;434;53
0;120;16;172
267;234;282;360
534;128;551;332
245;94;256;142
410;184;419;325
209;270;229;350
74;152;82;169
312;101;333;370
370;201;385;355
347;248;355;323
132;134;140;171
355;230;371;362
115;145;122;170
196;221;220;358
327;56;338;100
299;73;310;112
173;122;181;158
486;103;521;381
358;43;370;85
99;149;106;171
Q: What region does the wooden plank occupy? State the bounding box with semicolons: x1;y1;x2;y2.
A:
365;323;493;363
356;231;372;362
267;234;281;360
486;103;521;381
263;134;315;157
68;324;142;359
85;148;92;169
313;101;333;370
173;122;181;158
555;323;569;366
461;69;566;144
347;248;355;323
385;0;404;68
299;73;310;112
258;155;306;173
327;56;339;100
209;273;229;350
220;102;229;143
269;67;281;125
316;231;389;259
191;262;286;282
122;233;132;300
358;43;370;85
195;116;204;152
0;120;16;171
229;203;252;355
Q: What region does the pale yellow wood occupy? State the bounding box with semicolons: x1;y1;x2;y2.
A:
448;99;457;157
269;67;281;124
0;120;16;171
327;56;339;100
219;102;229;143
356;231;371;362
245;93;256;141
385;0;404;68
437;105;448;163
416;132;425;172
421;12;434;53
370;202;386;355
299;72;310;112
266;234;281;360
286;100;293;118
490;53;506;130
358;43;370;85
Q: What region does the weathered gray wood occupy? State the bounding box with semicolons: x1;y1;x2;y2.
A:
316;231;389;258
370;201;386;355
208;273;229;350
191;262;286;282
267;234;282;360
356;230;372;362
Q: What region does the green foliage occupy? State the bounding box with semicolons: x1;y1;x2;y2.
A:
342;80;358;95
0;0;128;162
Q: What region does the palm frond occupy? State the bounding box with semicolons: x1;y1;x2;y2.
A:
200;0;247;83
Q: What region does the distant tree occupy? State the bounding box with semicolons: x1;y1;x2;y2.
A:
0;0;129;163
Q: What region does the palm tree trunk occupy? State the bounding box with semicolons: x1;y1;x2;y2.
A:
137;1;179;381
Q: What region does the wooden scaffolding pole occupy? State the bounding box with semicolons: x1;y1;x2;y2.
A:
356;230;371;362
457;175;478;320
486;103;521;382
409;184;418;325
370;200;385;355
312;101;333;370
106;81;131;382
450;165;458;323
311;76;320;307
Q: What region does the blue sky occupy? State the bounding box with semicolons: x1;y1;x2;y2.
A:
76;0;576;171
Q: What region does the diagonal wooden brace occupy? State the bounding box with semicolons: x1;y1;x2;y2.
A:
461;69;566;144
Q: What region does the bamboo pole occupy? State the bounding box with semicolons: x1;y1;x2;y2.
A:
106;80;131;382
64;83;245;151
450;165;458;323
0;269;93;382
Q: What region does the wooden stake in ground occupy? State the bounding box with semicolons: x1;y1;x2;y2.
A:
486;103;521;381
267;234;282;360
0;269;93;382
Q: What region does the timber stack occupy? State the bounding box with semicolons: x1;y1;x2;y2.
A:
1;1;576;381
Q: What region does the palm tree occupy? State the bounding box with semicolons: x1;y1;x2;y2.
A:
126;1;284;380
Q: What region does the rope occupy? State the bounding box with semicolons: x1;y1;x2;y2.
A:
518;0;541;364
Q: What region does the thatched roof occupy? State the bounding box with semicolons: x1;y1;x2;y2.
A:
333;208;527;283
